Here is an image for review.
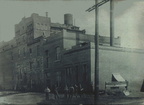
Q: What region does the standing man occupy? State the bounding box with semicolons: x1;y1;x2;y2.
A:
64;85;69;98
69;85;74;99
44;87;51;100
53;85;59;99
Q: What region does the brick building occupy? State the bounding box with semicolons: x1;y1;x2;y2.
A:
0;13;143;92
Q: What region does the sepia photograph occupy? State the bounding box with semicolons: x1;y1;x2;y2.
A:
0;0;144;104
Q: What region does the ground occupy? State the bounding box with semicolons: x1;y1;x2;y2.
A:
0;91;143;105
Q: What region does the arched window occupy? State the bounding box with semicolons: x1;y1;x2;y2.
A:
56;47;60;60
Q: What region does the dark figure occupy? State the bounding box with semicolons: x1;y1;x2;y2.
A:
53;85;59;99
69;86;74;99
44;87;51;100
88;82;94;95
64;85;69;98
74;84;78;98
78;84;83;97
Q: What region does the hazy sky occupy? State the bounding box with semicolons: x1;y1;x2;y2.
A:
0;0;144;48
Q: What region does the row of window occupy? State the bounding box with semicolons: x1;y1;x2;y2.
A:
16;24;33;36
45;47;60;68
65;64;88;83
36;23;48;30
11;45;40;60
11;47;61;68
45;64;88;87
37;23;47;26
14;43;60;59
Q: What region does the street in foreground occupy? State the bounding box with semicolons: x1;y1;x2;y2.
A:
0;91;143;105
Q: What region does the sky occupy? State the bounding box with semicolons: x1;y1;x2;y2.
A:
0;0;144;48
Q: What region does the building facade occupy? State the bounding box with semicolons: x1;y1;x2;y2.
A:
0;13;143;92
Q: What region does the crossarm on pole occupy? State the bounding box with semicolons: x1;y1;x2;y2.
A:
86;0;110;12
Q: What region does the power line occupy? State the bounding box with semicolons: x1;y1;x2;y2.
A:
86;0;110;12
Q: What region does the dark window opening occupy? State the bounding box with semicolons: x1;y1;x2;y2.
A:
83;64;88;82
29;48;32;54
56;47;60;60
46;57;49;68
45;50;49;56
30;62;33;70
23;47;26;56
11;52;13;60
75;66;79;84
18;49;20;58
65;67;72;84
19;69;22;79
37;45;40;56
37;61;40;68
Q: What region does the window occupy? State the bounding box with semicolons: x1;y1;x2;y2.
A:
11;52;13;60
46;73;51;87
66;67;72;83
16;30;20;36
29;48;32;54
83;64;88;81
23;36;25;42
75;66;79;84
23;47;26;56
37;61;40;68
56;47;60;60
56;72;61;87
27;24;33;31
37;45;40;56
19;69;22;79
30;62;33;70
18;49;20;58
45;50;49;56
46;57;49;68
43;32;45;35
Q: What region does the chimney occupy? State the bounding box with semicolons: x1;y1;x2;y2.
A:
110;0;114;46
46;12;48;17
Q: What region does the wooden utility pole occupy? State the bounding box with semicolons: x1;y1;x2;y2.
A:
110;0;114;46
94;0;99;104
86;0;117;104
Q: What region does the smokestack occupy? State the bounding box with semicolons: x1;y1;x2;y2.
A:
46;12;48;17
110;0;114;46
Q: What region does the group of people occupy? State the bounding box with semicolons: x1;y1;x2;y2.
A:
64;84;84;99
44;84;86;100
44;85;59;100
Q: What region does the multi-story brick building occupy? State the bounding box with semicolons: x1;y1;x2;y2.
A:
0;13;144;92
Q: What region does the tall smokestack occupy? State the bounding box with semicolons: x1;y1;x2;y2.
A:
110;0;114;46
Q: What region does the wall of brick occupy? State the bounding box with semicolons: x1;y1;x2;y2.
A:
63;43;91;88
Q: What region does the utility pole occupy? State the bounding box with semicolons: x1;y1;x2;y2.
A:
86;0;100;104
110;0;114;46
94;0;99;104
94;0;99;105
86;0;111;104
